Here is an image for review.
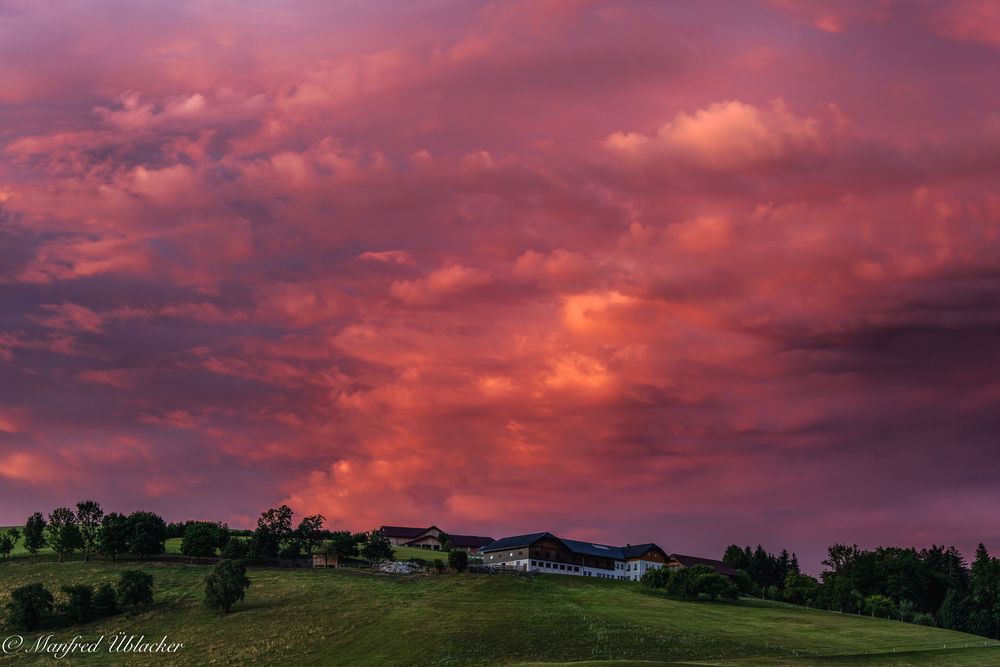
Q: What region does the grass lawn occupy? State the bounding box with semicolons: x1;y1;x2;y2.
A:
0;558;996;666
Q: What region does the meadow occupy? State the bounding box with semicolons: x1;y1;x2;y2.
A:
0;551;997;666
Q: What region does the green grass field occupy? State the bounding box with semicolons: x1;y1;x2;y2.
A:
0;555;997;666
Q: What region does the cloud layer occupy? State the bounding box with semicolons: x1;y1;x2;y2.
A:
2;0;1000;569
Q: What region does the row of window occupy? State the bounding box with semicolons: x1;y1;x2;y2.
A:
531;560;580;572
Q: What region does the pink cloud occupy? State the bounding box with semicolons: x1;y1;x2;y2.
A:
605;99;822;169
30;303;104;333
1;0;999;569
390;264;492;305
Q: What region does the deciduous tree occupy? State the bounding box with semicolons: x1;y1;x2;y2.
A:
75;500;104;563
46;507;82;562
204;559;251;614
23;512;47;562
98;512;129;562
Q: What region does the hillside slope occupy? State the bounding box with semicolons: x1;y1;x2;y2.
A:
0;560;996;666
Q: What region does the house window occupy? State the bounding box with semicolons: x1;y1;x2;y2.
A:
574;566;579;572
531;560;537;566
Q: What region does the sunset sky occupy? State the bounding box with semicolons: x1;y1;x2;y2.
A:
2;0;999;570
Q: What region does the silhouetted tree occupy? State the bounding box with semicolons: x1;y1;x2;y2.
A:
46;507;82;562
181;522;221;561
0;528;19;561
360;530;394;563
125;511;167;560
296;514;326;556
98;512;129;562
75;500;103;563
23;512;47;562
204;560;251;613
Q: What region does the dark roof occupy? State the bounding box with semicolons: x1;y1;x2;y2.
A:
481;532;556;552
670;553;739;577
621;543;665;559
380;525;437;538
449;534;495;548
483;532;671;562
560;538;625;560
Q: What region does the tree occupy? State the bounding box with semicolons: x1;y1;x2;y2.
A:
75;500;104;563
723;544;750;573
253;505;294;559
23;512;47;562
360;530;395;563
326;530;360;561
937;588;971;631
691;567;739;601
221;538;249;560
60;583;94;624
733;569;757;596
204;559;251;613
641;566;672;590
783;572;820;606
969;543;1000;638
126;511;167;560
46;507;82;562
92;583;118;618
864;593;897;619
296;514;326;556
448;549;469;572
438;532;452;551
117;570;154;611
824;544;861;572
5;583;54;630
0;528;19;561
789;553;801;575
181;522;221;561
99;512;130;562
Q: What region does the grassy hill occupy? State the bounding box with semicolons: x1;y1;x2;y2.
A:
0;557;997;666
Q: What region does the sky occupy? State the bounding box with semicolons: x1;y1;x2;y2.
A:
1;0;1000;571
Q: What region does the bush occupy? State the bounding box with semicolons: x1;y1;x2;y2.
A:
5;583;54;630
117;570;154;611
448;550;469;572
433;559;446;573
59;584;94;624
641;566;671;590
204;560;251;613
93;583;118;618
692;568;739;601
666;566;698;598
645;565;737;601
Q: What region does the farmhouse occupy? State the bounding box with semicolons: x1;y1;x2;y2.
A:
379;525;495;554
480;532;670;581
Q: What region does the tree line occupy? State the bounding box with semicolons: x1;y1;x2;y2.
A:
0;501;400;566
721;541;1000;639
